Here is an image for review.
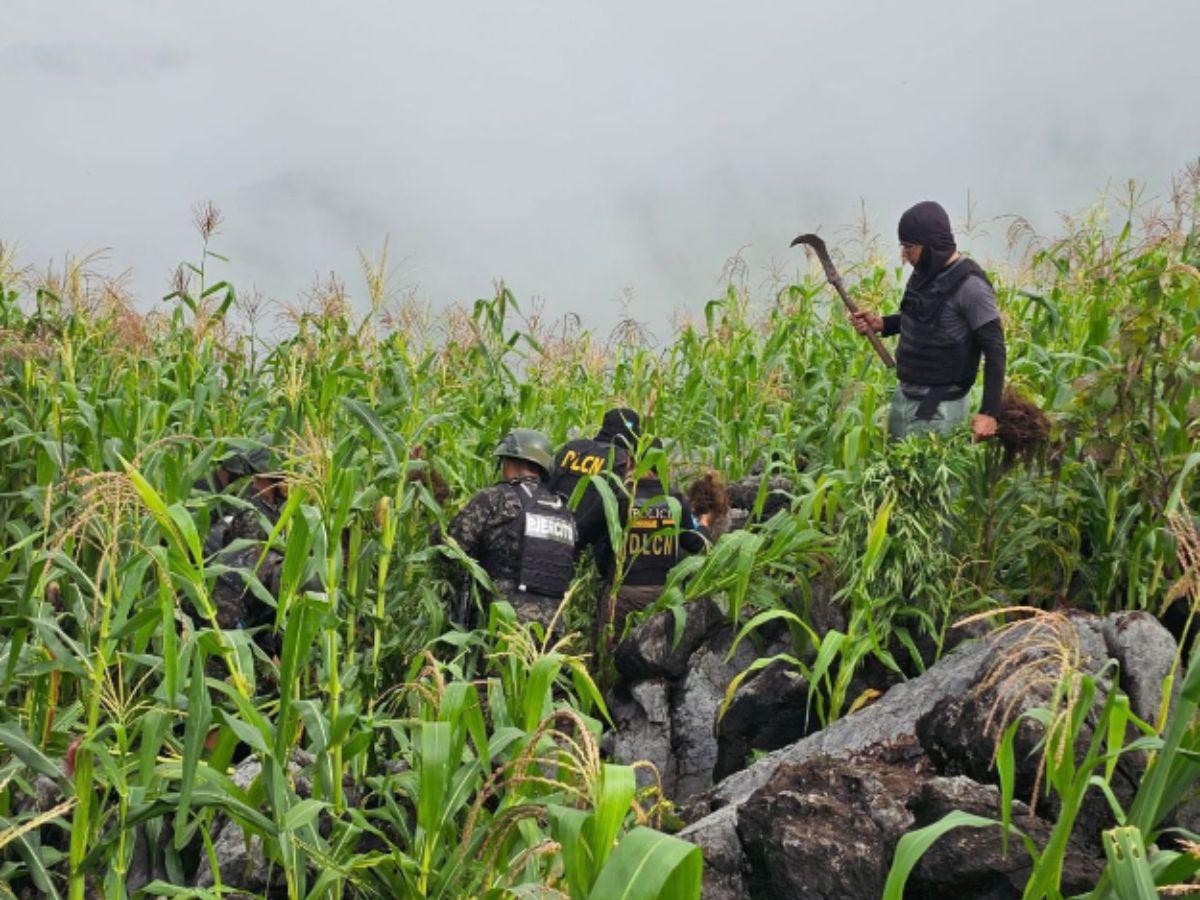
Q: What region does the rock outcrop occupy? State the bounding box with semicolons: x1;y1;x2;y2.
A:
677;611;1178;899
724;473;795;532
192;749;361;893
606;597;764;799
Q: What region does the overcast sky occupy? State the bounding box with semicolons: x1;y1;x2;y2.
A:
4;1;1198;334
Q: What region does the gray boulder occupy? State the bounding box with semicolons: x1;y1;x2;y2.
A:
608;679;676;792
608;595;774;802
193;750;329;891
195;828;274;895
917;616;1108;789
907;776;1102;898
736;754;918;899
671;635;760;800
1101;610;1178;722
193;756;277;891
683;626;996;823
680;613;1167;898
714;658;813;784
678;806;750;900
614;596;727;682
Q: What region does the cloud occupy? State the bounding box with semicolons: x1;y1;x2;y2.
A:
2;0;1198;335
6;41;187;78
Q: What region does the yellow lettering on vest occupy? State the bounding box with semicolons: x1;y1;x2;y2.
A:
567;453;604;475
650;534;676;556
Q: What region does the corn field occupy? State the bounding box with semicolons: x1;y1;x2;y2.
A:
0;174;1198;898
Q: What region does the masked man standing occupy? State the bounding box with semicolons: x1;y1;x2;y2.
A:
851;201;1006;441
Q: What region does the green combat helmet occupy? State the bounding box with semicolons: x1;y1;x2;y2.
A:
494;428;554;477
221;446;274;478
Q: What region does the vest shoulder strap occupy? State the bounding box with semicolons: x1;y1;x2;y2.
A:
940;257;991;293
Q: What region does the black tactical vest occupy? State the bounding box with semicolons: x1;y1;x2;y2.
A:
895;258;991;389
511;482;578;599
622;479;681;587
548;438;624;502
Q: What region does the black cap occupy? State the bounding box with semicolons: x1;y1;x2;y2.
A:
596;407;641;450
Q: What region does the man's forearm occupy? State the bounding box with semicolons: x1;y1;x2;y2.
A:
975;320;1006;416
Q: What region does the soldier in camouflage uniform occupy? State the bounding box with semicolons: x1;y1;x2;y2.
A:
196;447;287;652
446;429;578;631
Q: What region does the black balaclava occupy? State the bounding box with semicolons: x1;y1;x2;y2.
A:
898;201;957;290
596;407;641;450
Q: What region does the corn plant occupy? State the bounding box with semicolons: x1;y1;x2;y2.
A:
0;174;1197;896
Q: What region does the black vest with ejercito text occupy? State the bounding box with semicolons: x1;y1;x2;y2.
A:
483;482;578;599
895;258;991;390
622;478;681;587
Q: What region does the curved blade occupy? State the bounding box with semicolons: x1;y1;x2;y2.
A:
790;232;839;283
789;232;826;253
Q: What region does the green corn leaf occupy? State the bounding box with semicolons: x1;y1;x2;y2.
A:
548;804;595;900
522;655;562;733
341;396;404;471
278;503;314;606
883;811;1010;900
0;822;62;900
589;764;637;876
296;700;332;754
808;629;846;697
863;493;894;574
283;798;329;834
1089;775;1129;827
0;721;65;783
158;566;180;705
1149;843;1200;888
121;457;174;532
174;646;211;847
166;503;204;568
996;717;1018;858
568;659;612;726
1100;827;1158;899
725;609;818;663
588;475;625;564
417;721;451;841
587;826;703;900
213;709;271;756
1105;692;1132;784
277;594;323;757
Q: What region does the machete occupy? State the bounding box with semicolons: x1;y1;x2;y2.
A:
791;232;896;368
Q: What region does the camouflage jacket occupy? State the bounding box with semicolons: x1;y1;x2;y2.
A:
447;477;586;630
445;476;539;598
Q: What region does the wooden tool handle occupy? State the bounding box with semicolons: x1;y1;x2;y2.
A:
830;275;896;368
